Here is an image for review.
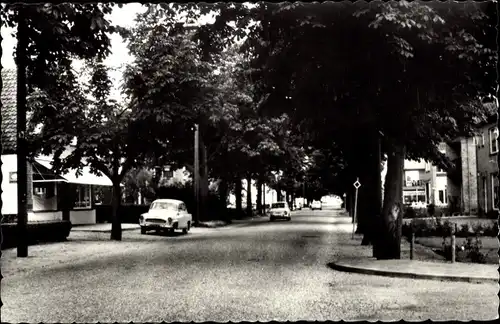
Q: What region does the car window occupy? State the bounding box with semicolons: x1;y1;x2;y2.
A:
179;204;186;211
271;203;286;208
150;202;177;210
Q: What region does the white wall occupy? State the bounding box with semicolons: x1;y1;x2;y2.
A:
404;159;426;170
32;188;58;211
1;154;17;215
70;209;96;225
28;211;63;222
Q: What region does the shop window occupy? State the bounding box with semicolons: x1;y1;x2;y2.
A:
75;185;91;209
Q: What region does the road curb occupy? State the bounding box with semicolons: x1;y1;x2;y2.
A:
327;262;498;284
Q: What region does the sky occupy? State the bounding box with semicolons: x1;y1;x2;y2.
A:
1;3;216;102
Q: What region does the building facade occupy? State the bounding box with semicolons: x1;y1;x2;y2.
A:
1;68;113;225
475;120;499;214
400;116;498;215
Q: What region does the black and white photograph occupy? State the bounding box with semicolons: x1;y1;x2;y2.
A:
1;1;498;322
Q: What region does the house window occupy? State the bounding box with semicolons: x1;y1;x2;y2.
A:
9;172;17;183
481;133;485;147
438;189;447;205
74;185;91;209
489;127;498;154
492;174;499;211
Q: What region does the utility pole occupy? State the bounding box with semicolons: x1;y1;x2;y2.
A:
194;124;200;225
262;183;266;214
16;8;28;257
200;140;208;221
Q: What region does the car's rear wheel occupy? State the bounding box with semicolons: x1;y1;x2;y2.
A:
140;227;147;234
287;217;291;221
270;217;275;222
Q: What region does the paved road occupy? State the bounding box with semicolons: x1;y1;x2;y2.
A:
2;210;497;322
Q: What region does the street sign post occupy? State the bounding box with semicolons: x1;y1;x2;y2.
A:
352;178;361;239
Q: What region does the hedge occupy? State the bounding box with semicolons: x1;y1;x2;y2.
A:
95;204;150;224
1;220;72;250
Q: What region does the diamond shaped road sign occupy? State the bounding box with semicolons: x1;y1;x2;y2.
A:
353;180;361;189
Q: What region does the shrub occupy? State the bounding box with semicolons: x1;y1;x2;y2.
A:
435;219;453;237
483;221;499;237
404;206;416;219
471;222;485;235
410;218;437;237
459;237;487;264
457;223;471;237
2;214;17;223
434;206;446;217
427;203;436;217
1;220;72;250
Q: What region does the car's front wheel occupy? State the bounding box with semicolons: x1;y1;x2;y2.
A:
140;227;147;234
270;217;275;222
183;222;191;234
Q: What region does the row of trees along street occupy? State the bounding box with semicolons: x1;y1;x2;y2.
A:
5;2;497;259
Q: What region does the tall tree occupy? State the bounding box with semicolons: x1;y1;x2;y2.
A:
173;1;496;258
28;61;151;240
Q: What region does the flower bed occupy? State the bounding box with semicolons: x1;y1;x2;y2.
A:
403;218;498;264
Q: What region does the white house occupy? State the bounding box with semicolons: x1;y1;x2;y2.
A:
1;68;112;225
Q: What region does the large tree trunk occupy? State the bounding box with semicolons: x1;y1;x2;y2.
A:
360;132;382;245
219;178;228;211
16;11;28;257
256;177;263;215
374;143;405;259
347;129;382;245
235;179;242;213
110;180;122;241
246;175;252;216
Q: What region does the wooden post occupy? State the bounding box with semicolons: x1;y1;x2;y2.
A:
16;8;28;257
352;178;360;239
262;183;266;215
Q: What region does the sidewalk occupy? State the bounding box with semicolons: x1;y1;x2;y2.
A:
329;219;498;284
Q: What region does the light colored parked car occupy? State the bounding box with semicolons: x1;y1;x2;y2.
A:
269;202;291;221
139;199;192;234
310;200;322;210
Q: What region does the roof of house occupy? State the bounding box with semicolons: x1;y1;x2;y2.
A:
1;69;17;154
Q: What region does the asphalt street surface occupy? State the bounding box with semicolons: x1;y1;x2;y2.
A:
2;209;498;322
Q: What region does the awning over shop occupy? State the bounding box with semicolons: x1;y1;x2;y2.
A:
33;158;113;186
